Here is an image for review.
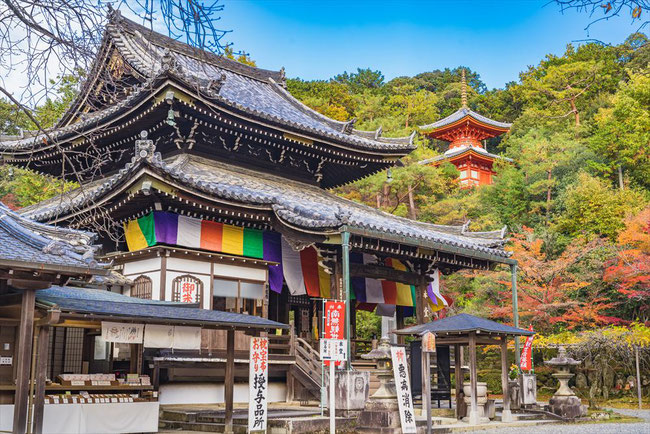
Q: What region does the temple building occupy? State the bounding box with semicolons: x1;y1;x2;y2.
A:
419;71;512;187
0;11;517;412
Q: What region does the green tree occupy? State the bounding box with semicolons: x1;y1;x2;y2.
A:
556;172;646;240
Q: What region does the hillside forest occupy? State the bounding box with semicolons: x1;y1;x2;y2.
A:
0;34;649;337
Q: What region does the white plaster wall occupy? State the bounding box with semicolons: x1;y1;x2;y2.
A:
213;263;266;281
158;382;287;405
122;257;162;275
167;257;211;274
121;257;162;300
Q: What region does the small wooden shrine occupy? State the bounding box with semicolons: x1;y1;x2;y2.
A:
419;71;512;187
0;11;519;407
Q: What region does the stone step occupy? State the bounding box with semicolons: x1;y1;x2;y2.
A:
159;419;248;433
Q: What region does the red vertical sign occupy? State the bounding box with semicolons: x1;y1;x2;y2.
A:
520;325;535;371
323;301;345;366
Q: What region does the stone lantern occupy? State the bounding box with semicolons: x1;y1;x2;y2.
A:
357;337;403;433
544;346;587;419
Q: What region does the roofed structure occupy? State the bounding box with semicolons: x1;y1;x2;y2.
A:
35;286;287;330
394;313;533;337
0;11;414;188
0;203;107;286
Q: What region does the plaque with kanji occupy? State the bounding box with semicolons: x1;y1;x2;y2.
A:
390;346;417;433
248;337;269;432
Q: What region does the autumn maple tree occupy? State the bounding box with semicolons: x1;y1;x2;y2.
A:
491;227;614;331
604;206;650;321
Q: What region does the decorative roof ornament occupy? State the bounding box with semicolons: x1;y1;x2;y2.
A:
160;49;176;72
342;118;357;134
135;130;155;160
204;73;226;97
279;67;287;88
107;4;122;23
461;68;468;108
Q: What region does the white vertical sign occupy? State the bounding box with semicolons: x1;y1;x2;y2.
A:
248;337;269;432
391;346;417;433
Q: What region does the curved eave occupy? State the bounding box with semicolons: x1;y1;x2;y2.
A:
420;114;510;138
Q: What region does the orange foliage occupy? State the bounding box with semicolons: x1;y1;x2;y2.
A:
604;207;650;306
495;227;610;331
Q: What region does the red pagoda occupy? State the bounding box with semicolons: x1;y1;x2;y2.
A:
419;70;511;187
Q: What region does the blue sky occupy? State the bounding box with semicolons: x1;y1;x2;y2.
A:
216;0;641;89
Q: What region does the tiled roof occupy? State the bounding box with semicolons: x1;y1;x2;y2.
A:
419;107;511;132
418;146;514;165
394;313;534;336
20;152;510;257
0;203;105;272
36;286;288;330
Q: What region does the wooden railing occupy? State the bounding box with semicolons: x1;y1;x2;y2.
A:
294;338;322;386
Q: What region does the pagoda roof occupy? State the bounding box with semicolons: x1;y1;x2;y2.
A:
419;107;511;137
20;151;511;260
0;13;414;157
0;203;106;275
419;146;514;165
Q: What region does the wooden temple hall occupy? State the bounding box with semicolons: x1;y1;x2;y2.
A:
0;10;520;428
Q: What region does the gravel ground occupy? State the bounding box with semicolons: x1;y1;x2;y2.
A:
474;408;650;434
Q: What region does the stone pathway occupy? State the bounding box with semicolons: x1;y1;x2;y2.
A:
473;408;650;434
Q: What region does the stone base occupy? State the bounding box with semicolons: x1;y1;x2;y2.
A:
334;370;369;413
546;395;587;419
357;398;403;433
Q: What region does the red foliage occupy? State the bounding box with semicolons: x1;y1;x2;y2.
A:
604;207;650;309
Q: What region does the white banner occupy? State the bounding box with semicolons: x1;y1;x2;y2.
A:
172;326;202;350
143;324;174;348
101;322;144;344
248;337;269;432
391;346;417;433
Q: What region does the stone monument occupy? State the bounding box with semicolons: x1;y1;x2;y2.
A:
544;346;587;419
357;338;403;433
462;382;490;424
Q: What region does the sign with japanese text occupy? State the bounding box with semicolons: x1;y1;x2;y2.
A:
101;321;144;344
390;346;417;433
248;337;269;432
320;339;347;361
179;277;199;303
520;326;535;371
323;301;345;367
422;331;436;353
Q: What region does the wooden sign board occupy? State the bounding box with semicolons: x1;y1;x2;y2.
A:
422;331;436;353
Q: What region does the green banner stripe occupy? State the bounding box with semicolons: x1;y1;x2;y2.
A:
137;213;157;246
243;227;263;259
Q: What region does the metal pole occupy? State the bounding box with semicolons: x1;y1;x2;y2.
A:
329;361;336;433
341;230;352;370
511;263;520;364
635;346;642;410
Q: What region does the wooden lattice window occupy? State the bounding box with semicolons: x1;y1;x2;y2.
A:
132;275;153;299
172;274;203;305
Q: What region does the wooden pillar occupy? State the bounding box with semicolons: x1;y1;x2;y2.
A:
500;336;513;422
33;326;50;434
422;349;432;434
224;329;235;433
454;344;463;420
13;290;36;434
511;264;520;364
468;332;478;425
416;282;427;325
395;308;405;345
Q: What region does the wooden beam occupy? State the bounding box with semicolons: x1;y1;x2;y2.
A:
468;332;478;425
224;329;235;433
13;290;36;434
454;344;463;420
33;326;50;434
349;263;431;286
500;336;513;422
